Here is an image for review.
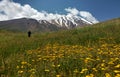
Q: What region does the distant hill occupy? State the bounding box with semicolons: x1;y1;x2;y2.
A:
0;18;61;32
38;17;120;45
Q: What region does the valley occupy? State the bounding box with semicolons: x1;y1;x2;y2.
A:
0;18;120;76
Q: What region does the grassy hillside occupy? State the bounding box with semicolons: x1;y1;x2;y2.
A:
0;18;120;77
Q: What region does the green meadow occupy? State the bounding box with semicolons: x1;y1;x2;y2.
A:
0;18;120;77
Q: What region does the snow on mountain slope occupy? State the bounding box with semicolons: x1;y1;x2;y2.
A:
38;15;96;29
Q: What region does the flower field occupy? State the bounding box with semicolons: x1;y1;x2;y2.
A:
0;38;120;77
0;18;120;77
14;39;120;77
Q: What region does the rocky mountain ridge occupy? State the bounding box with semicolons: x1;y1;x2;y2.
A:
0;16;96;32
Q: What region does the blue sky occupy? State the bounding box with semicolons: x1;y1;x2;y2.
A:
0;0;120;22
12;0;120;21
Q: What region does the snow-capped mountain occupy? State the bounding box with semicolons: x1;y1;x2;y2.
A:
0;15;98;32
38;15;96;29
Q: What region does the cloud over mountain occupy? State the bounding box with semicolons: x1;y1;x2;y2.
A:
0;0;99;23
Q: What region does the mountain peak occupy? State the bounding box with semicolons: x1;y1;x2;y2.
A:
39;15;94;29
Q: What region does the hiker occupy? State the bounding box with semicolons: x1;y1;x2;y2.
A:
28;31;31;37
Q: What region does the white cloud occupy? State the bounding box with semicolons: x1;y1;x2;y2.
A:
0;0;99;23
65;7;79;15
80;11;99;23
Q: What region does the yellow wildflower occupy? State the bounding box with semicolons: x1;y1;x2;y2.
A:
56;75;61;77
80;68;88;73
57;64;60;67
21;61;27;65
108;61;114;65
115;74;120;77
84;58;91;63
102;60;105;62
16;66;19;69
73;69;79;73
86;74;94;77
92;68;97;72
101;63;105;67
52;64;55;67
114;70;120;73
115;64;120;68
21;65;24;69
105;73;111;77
44;69;50;72
109;52;113;55
18;70;23;74
32;59;35;62
101;68;105;70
